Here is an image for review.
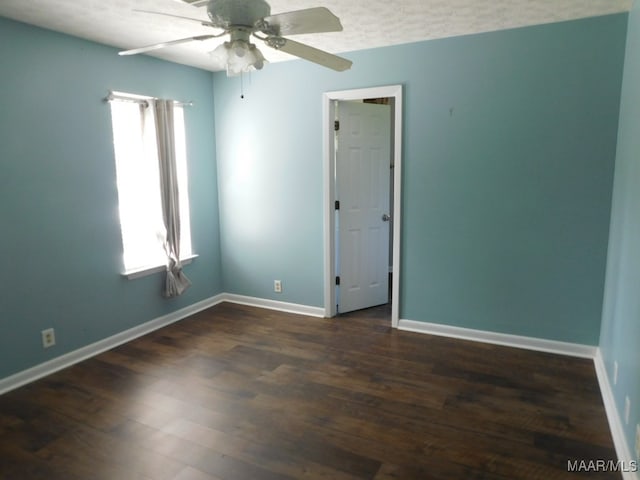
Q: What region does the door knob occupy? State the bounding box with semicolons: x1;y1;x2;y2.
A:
382;213;391;222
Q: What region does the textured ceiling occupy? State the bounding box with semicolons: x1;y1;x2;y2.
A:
0;0;632;72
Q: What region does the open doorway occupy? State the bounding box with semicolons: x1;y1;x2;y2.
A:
322;85;403;328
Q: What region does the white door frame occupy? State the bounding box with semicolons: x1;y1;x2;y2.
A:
322;84;403;327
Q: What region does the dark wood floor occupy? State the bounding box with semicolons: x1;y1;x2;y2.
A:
0;302;618;479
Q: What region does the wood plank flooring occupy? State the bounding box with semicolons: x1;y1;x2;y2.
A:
0;302;619;479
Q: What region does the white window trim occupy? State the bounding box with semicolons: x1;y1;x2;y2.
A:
121;254;199;280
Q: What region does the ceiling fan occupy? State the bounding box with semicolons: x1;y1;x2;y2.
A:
119;0;352;75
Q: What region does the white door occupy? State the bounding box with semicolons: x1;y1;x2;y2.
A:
336;101;391;313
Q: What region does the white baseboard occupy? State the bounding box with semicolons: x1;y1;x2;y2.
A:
397;319;597;358
0;293;325;395
222;293;325;318
2;297;635;478
594;349;639;480
0;294;226;396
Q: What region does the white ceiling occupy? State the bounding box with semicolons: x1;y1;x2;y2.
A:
0;0;631;72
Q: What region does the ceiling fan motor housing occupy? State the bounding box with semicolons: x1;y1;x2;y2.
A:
207;0;271;29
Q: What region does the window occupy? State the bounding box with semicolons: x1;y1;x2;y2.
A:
109;93;192;275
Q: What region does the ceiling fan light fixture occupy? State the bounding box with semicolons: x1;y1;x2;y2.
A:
232;40;248;58
249;44;265;70
123;2;351;74
210;39;267;76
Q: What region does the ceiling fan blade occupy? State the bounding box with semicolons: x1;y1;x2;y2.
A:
133;9;220;29
268;38;352;72
261;7;343;36
119;35;216;56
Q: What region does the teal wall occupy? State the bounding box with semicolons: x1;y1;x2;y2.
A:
0;11;632;383
213;14;627;344
600;0;640;461
0;17;222;379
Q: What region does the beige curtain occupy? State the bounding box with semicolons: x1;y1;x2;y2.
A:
153;99;191;298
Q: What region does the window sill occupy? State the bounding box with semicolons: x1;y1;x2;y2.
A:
121;255;198;280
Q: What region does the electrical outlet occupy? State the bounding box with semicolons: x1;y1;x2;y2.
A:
274;280;282;293
624;396;631;425
41;328;56;348
613;361;618;385
635;424;640;460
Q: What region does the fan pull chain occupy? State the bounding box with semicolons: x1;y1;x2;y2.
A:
240;72;244;99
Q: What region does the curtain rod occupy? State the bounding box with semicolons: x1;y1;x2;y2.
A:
104;91;193;107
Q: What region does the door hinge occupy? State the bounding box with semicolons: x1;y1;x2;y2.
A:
335;200;340;210
334;120;340;131
335;276;341;286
